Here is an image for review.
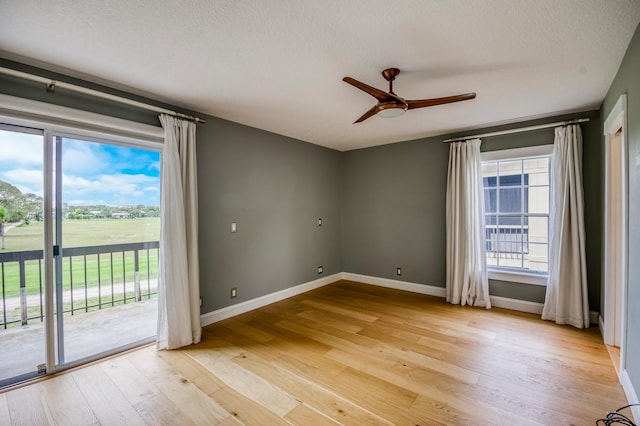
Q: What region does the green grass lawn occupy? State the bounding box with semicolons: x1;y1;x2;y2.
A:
1;218;159;298
2;218;160;251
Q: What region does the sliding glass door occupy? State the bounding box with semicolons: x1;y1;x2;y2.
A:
53;134;160;366
0;124;160;387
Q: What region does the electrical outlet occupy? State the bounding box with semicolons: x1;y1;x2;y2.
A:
318;266;323;274
199;297;203;307
396;267;402;276
231;222;237;233
318;218;322;226
230;288;237;298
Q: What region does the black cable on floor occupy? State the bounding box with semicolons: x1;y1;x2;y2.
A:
596;404;639;425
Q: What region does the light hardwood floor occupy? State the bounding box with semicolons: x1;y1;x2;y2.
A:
0;280;629;425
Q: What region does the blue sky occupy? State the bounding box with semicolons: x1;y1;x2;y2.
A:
0;130;160;206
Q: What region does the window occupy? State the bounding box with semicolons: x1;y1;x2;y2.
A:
482;146;552;281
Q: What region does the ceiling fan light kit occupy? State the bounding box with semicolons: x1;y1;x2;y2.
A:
343;68;476;123
377;103;407;118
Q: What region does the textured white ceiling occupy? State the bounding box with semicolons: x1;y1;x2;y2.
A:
1;0;639;151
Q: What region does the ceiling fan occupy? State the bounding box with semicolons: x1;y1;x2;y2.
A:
343;68;476;123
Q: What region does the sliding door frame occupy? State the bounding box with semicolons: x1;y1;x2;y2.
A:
1;94;164;382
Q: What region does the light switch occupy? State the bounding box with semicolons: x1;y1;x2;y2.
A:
318;218;322;226
231;222;237;233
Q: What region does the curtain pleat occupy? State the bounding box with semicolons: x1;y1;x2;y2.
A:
445;139;491;308
542;125;589;328
156;114;202;349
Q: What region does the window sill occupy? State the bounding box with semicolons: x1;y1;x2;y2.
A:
488;269;547;286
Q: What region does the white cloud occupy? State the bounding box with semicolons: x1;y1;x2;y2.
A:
0;131;43;166
62;173;159;205
61;140;108;174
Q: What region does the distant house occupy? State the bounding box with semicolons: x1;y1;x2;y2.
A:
111;212;130;219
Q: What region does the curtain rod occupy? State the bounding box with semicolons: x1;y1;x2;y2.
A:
0;67;206;124
442;117;589;143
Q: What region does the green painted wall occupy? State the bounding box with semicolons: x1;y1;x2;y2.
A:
601;22;640;400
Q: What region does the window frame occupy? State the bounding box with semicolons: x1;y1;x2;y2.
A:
481;144;553;286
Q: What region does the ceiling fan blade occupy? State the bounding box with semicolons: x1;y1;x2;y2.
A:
343;77;395;102
406;93;476;110
353;104;379;123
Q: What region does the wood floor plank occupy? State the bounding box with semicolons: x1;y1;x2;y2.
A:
39;374;98;425
210;385;291;425
233;351;394;425
299;297;379;322
285;402;341;425
271;354;421;424
5;382;52;426
157;348;225;396
100;351;161;406
133;393;194;426
128;349;232;424
0;393;9;426
71;364;145;426
278;316;481;385
188;345;300;417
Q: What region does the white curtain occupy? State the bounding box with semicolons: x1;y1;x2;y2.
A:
445;139;491;308
157;114;202;349
542;125;589;328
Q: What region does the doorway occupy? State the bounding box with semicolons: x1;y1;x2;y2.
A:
603;94;628;378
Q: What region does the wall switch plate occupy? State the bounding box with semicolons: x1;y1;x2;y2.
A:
318;266;323;274
230;288;237;298
318;218;322;226
396;267;402;276
231;222;237;233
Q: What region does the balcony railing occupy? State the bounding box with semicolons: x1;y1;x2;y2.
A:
0;241;159;330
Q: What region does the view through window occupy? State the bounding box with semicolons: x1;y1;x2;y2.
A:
482;155;550;274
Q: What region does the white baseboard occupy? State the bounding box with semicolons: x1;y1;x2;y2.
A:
488;296;599;325
599;314;604;336
621;369;640;420
200;273;342;327
489;296;543;315
341;272;446;298
200;272;599;327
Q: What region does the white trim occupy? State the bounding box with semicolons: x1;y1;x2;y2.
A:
489;296;544;315
199;273;342;327
0;93;164;147
341;272;446;298
599;314;605;338
200;273;598;326
488;269;547;286
481;144;553;161
602;94;628;374
621;369;640;420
